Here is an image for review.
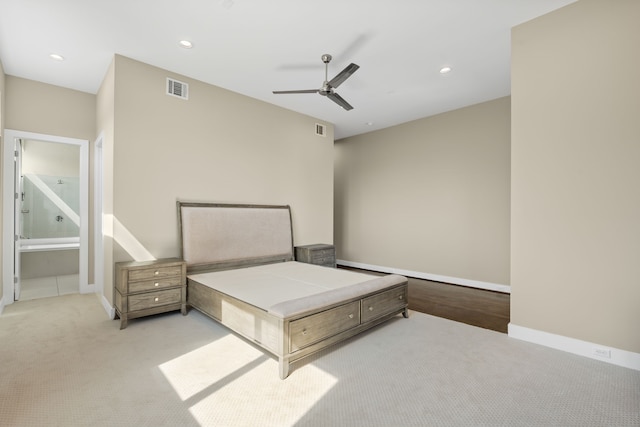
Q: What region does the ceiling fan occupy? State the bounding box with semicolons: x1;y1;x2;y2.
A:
273;54;360;110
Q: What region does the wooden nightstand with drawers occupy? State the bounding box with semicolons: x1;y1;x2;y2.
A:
295;244;336;268
114;258;187;329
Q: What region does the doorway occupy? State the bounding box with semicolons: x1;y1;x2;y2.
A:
2;129;90;303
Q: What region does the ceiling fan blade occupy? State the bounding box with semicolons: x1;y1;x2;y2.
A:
327;92;354;110
328;63;360;88
272;89;319;94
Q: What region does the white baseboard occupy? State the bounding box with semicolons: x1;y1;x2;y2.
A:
509;323;640;371
336;259;510;294
99;293;116;319
0;295;5;315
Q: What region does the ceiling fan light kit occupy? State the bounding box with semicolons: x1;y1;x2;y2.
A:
273;54;360;110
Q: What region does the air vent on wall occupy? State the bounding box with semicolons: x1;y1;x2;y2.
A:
167;77;189;100
315;123;326;137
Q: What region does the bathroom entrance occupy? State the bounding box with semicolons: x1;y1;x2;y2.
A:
2;129;90;303
19;138;80;299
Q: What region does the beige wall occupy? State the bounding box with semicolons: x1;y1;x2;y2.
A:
511;0;640;353
100;55;334;304
4;76;95;140
335;97;511;286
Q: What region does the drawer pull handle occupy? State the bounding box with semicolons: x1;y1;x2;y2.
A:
302;329;308;335
348;313;354;319
368;306;374;311
154;271;159;275
154;297;159;302
154;282;159;287
398;295;403;300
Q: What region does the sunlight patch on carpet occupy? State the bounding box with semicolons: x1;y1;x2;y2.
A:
189;360;337;427
159;335;265;400
159;333;338;426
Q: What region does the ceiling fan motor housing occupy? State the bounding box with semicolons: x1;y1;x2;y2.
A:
319;84;333;96
272;53;358;110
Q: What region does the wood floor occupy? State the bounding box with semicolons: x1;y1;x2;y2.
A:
340;267;510;333
406;276;510;333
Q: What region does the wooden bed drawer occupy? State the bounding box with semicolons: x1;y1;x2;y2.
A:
290;301;360;352
128;288;182;312
128;265;183;282
128;276;183;293
361;286;407;323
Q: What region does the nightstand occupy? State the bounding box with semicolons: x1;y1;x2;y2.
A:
295;244;336;268
114;258;187;329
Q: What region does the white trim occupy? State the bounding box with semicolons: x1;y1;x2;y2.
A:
100;293;115;319
93;133;105;296
0;296;5;315
20;237;80;252
2;131;16;303
77;138;90;295
508;323;640;371
337;259;510;294
81;283;96;294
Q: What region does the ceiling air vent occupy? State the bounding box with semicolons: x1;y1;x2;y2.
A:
315;123;326;137
167;77;189;100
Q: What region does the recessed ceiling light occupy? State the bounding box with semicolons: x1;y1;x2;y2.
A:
220;0;235;9
440;66;452;74
365;122;374;126
49;54;64;61
179;40;193;49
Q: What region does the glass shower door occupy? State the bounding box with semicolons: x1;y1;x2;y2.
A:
21;173;80;241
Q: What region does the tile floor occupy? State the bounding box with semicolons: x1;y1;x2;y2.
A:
19;274;79;301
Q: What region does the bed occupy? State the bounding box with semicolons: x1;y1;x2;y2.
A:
178;202;409;379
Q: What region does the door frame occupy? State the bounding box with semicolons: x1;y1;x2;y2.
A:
93;133;104;295
13;138;22;300
2;129;91;303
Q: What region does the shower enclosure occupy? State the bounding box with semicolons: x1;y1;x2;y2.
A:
20;173;80;250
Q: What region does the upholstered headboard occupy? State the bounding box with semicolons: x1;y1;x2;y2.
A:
177;202;294;273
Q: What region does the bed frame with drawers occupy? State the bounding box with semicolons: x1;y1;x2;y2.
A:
178;202;409;379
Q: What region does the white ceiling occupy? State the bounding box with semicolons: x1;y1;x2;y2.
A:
0;0;576;139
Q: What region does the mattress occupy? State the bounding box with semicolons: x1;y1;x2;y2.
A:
188;261;376;312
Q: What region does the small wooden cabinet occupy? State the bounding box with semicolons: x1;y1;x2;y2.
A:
115;258;187;329
295;244;336;268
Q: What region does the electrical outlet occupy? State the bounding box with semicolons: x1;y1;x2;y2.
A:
593;347;611;359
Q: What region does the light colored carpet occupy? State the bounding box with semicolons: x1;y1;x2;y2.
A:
0;293;638;427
